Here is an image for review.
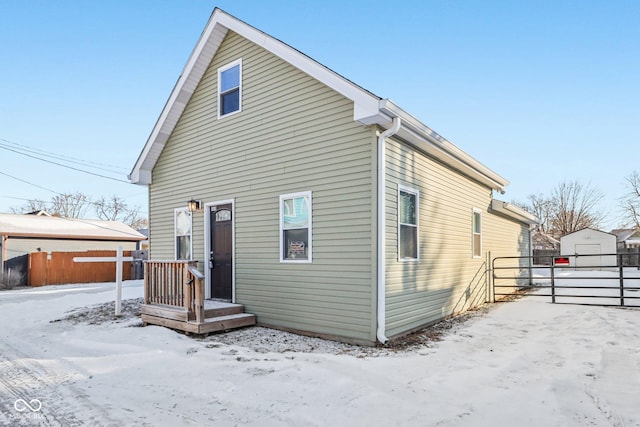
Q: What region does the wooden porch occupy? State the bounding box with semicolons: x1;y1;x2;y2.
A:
141;260;255;335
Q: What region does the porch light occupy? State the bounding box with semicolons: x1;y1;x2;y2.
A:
187;199;202;212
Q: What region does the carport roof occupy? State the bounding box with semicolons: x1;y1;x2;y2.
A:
0;214;146;241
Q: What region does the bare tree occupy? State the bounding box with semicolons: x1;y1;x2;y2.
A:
10;199;49;214
549;180;605;237
620;170;640;229
525;193;554;235
9;192;147;228
49;192;91;218
94;195;148;229
94;195;128;221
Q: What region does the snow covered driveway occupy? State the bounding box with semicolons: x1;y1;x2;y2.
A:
1;281;639;426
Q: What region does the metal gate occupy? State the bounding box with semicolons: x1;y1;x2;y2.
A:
492;253;640;307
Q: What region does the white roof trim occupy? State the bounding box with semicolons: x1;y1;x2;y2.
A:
129;8;381;184
380;100;509;191
490;200;539;225
129;8;511;194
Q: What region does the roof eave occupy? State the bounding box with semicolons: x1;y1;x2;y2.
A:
4;233;146;241
490;200;540;225
379;100;509;192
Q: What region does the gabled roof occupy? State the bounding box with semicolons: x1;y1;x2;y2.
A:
610;228;640;242
129;8;509;192
0;214;146;241
532;229;560;249
559;227;616;240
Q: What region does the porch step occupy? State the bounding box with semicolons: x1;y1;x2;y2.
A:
141;301;256;335
203;301;245;318
193;312;256;334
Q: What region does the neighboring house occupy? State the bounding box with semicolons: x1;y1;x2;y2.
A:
611;228;640;250
129;8;538;344
0;213;146;285
532;229;560;250
136;228;150;251
560;228;617;268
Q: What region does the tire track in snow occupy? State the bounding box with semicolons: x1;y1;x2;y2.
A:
0;341;118;426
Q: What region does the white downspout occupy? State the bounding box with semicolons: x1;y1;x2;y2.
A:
377;117;401;344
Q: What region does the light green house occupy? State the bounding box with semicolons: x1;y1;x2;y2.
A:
130;8;538;344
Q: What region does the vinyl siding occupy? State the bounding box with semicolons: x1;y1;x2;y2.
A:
384;137;530;338
149;31;377;343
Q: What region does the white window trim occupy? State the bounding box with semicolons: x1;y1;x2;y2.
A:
472;207;483;259
174;207;193;260
279;191;312;263
398;184;419;262
217;58;242;119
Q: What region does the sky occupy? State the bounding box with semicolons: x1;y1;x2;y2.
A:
1;0;638;229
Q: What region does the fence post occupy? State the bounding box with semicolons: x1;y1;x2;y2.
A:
550;263;556;304
487;251;494;303
485;251;490;303
619;253;625;307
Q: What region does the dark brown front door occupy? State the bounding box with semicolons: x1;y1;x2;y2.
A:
209;204;232;300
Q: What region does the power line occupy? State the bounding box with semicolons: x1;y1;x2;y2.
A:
0;171;59;194
0;138;128;173
0;172;148;215
0;143;130;183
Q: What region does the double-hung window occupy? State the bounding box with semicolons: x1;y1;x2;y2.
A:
280;191;312;262
218;59;242;118
175;208;192;260
398;185;419;260
472;208;482;258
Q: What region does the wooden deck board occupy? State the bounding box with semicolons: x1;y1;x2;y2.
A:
197;313;256;334
141;301;256;335
141;304;188;321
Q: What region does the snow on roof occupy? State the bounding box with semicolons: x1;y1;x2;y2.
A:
0;214;146;241
610;228;639;242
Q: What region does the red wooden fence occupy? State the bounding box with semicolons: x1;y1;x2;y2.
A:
28;250;133;286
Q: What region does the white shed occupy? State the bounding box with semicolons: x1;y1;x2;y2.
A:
560;228;617;268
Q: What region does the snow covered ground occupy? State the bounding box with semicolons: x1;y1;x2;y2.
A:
1;279;639;426
530;267;640;307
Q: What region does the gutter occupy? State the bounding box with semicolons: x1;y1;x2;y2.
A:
490;199;539;225
376;117;401;344
377;100;509;193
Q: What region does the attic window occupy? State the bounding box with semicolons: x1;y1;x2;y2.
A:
218;59;242;118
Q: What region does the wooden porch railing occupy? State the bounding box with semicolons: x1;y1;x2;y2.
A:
144;260;205;322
